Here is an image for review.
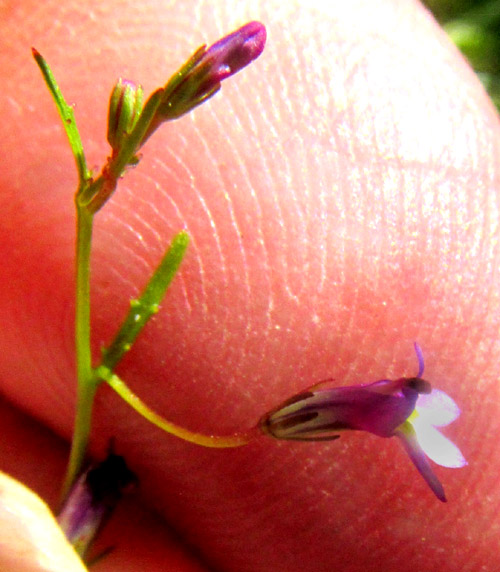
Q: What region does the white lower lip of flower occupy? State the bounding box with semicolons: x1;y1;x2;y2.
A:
411;418;467;468
415;389;461;426
409;388;467;469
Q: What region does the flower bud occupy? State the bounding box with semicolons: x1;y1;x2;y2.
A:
158;21;266;121
107;79;144;153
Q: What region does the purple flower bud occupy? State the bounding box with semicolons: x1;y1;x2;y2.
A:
194;21;266;95
57;452;137;559
155;21;266;122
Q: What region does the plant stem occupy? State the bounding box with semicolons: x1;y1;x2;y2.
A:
34;50;196;502
61;224;190;498
61;205;97;499
32;49;99;499
97;367;255;448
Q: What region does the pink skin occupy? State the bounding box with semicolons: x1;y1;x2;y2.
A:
1;0;499;570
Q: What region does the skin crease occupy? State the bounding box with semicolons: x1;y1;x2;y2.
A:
1;0;500;570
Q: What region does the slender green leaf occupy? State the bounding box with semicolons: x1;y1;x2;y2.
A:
32;48;90;184
101;231;189;371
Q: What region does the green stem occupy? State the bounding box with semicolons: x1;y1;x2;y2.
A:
96;367;254;448
32;50;98;498
101;230;189;370
61;205;97;499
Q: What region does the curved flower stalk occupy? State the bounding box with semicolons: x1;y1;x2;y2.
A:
259;345;466;501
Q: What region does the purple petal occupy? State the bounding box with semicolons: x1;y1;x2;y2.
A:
396;422;447;502
57;470;107;556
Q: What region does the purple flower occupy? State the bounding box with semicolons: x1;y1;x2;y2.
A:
259;345;466;501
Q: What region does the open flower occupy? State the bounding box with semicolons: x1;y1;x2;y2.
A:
259;345;466;501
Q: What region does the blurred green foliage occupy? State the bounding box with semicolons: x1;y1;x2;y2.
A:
423;0;500;110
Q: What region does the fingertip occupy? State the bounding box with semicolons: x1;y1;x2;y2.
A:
0;471;87;572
